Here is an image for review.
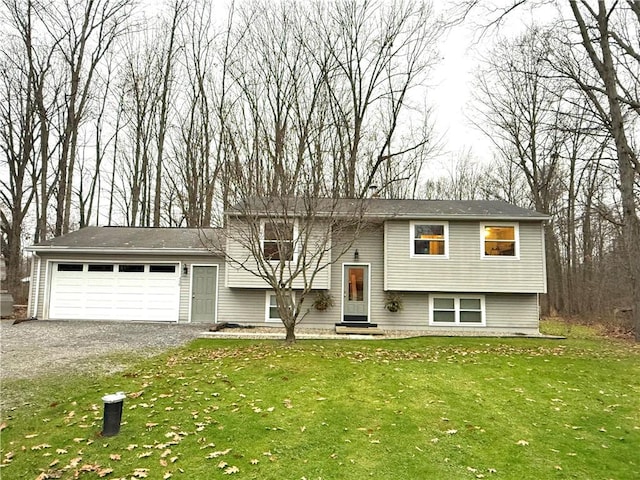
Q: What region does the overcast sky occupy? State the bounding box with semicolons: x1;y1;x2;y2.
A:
430;2;558;171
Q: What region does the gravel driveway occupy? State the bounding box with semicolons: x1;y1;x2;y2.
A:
0;319;207;381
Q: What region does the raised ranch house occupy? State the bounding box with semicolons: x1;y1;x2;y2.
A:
26;199;548;335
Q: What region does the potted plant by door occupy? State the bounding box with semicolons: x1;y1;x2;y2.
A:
312;291;334;311
384;293;403;312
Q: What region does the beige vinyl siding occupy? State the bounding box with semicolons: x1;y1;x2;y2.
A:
225;218;331;289
31;253;222;323
301;223;429;329
385;220;546;293
29;254;44;318
367;292;538;332
484;293;539;330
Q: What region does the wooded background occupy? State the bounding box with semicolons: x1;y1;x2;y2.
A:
1;0;638;335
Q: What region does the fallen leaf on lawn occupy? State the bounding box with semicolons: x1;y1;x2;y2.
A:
25;433;39;438
316;397;327;401
69;457;82;467
446;429;458;435
97;467;114;477
170;456;178;463
56;448;68;454
218;461;228;469
73;438;85;443
516;440;529;446
138;451;153;458
35;473;48;480
160;449;171;458
163;473;172;479
224;466;239;474
126;444;138;451
31;444;51;450
110;453;121;461
300;426;306;433
0;422;7;431
160;459;168;467
132;468;149;478
129;391;144;398
250;459;259;465
146;423;159;428
49;459;60;467
207;448;231;458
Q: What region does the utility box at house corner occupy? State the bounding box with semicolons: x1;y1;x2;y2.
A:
101;392;126;437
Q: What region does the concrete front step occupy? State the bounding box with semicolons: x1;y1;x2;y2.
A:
335;326;384;335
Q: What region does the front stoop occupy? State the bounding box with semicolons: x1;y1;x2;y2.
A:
335;326;384;335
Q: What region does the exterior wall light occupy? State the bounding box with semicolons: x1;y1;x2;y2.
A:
354;249;359;261
183;264;189;276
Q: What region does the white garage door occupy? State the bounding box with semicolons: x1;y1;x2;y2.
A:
49;262;180;321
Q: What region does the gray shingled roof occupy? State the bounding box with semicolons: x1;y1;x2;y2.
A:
228;198;548;220
29;226;223;252
29;199;545;252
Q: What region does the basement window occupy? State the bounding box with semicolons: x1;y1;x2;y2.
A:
429;295;485;326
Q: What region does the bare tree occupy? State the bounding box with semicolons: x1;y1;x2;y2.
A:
39;0;134;235
0;38;37;294
318;0;444;197
216;196;368;343
565;1;640;339
472;25;567;313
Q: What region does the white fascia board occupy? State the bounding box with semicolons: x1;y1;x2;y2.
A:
377;214;549;221
24;246;218;256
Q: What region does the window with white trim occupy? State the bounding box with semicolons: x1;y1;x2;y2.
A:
482;223;519;258
429;295;485;326
411;221;448;257
265;291;295;323
262;220;295;261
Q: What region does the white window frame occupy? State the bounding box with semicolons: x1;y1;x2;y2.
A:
429;295;486;326
410;221;449;258
265;291;295;323
480;222;519;259
261;219;298;263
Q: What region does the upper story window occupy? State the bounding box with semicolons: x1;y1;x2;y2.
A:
411;221;448;257
482;223;519;258
263;221;294;261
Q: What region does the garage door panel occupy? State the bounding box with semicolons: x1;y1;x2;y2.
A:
49;262;180;321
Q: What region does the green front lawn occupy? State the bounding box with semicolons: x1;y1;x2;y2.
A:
1;334;639;479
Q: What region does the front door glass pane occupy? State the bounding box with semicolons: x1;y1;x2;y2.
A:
348;268;364;301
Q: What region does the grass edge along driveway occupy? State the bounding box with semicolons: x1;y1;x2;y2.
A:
1;334;639;480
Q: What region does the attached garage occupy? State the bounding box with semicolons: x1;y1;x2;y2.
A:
49;262;180;321
27;226;224;323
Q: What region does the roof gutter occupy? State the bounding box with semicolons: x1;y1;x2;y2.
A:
24;246;219;256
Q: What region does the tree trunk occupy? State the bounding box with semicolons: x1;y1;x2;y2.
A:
284;322;296;344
